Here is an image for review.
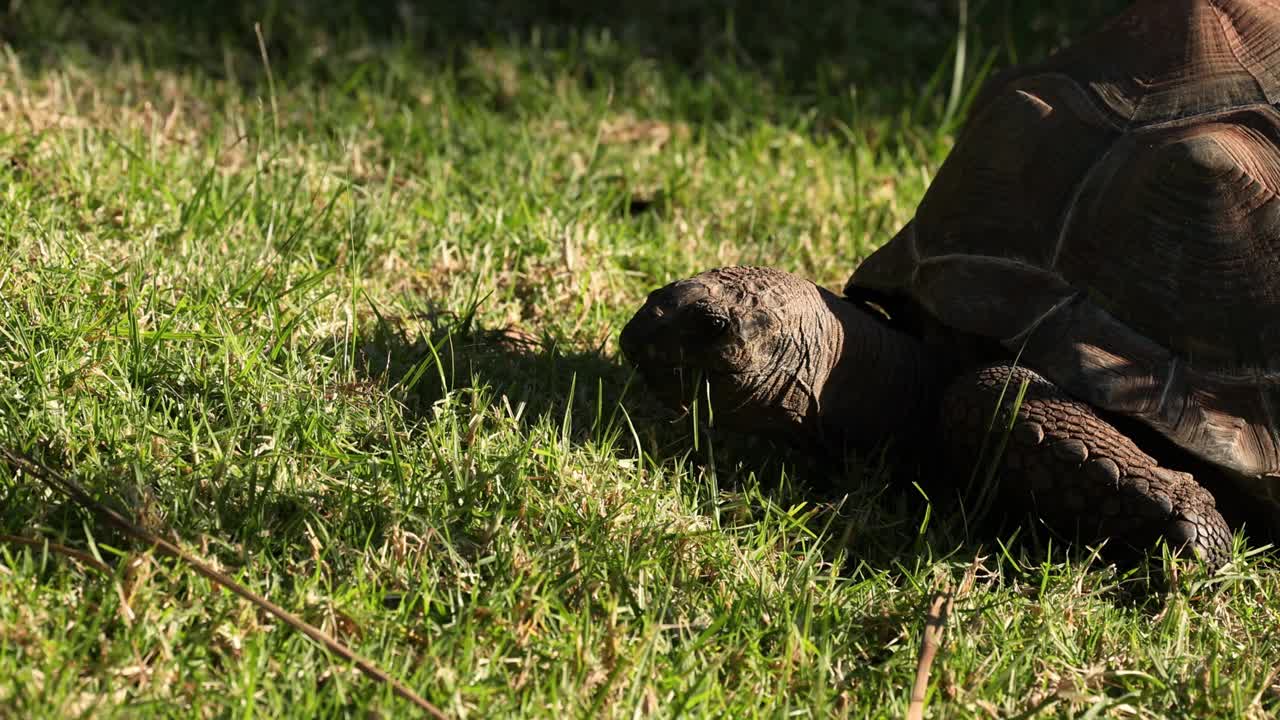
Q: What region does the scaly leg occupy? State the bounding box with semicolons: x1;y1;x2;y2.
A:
942;364;1232;568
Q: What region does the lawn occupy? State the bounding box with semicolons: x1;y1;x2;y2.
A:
1;1;1278;717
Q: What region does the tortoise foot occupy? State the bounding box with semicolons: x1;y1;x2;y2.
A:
942;364;1232;570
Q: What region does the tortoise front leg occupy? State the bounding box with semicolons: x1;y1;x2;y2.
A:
942;364;1233;569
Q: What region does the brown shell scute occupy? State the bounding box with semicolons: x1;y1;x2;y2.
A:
1017;0;1280;126
1012;297;1280;480
913;74;1116;266
847;0;1280;478
850;72;1116;293
1057;112;1280;370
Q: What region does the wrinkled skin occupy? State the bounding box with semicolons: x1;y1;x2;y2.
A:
621;266;1236;570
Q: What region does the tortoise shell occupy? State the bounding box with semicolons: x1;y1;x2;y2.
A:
847;0;1280;480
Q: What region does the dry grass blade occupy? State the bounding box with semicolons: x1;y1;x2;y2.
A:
906;556;980;720
0;533;112;574
0;446;448;719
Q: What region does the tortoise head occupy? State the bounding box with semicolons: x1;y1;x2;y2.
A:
619;266;840;436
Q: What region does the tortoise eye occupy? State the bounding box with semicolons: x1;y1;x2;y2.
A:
686;305;729;338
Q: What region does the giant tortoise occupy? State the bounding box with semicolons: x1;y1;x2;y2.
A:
620;0;1280;568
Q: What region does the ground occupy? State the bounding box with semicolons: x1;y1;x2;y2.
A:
0;1;1277;717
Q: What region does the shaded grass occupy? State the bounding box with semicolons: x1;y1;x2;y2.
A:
1;0;1278;717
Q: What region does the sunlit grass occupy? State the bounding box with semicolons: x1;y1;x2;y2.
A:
1;1;1277;717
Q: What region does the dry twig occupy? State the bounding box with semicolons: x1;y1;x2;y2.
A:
0;446;447;719
906;556;980;720
0;533;112;574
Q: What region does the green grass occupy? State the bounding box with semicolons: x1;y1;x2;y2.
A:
1;1;1278;717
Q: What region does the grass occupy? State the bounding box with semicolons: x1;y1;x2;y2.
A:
0;0;1277;717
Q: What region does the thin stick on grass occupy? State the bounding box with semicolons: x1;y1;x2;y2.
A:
0;446;448;720
0;533;112;574
906;556;980;720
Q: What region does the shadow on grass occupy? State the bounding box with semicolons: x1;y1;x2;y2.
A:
343;306;1174;595
5;0;1127;132
0;304;1184;607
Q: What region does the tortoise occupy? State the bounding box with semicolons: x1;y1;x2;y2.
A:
619;0;1280;569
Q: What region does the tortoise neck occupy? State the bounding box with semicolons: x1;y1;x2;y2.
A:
816;291;944;448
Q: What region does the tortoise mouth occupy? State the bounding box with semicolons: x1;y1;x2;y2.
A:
629;360;764;422
630;364;702;413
